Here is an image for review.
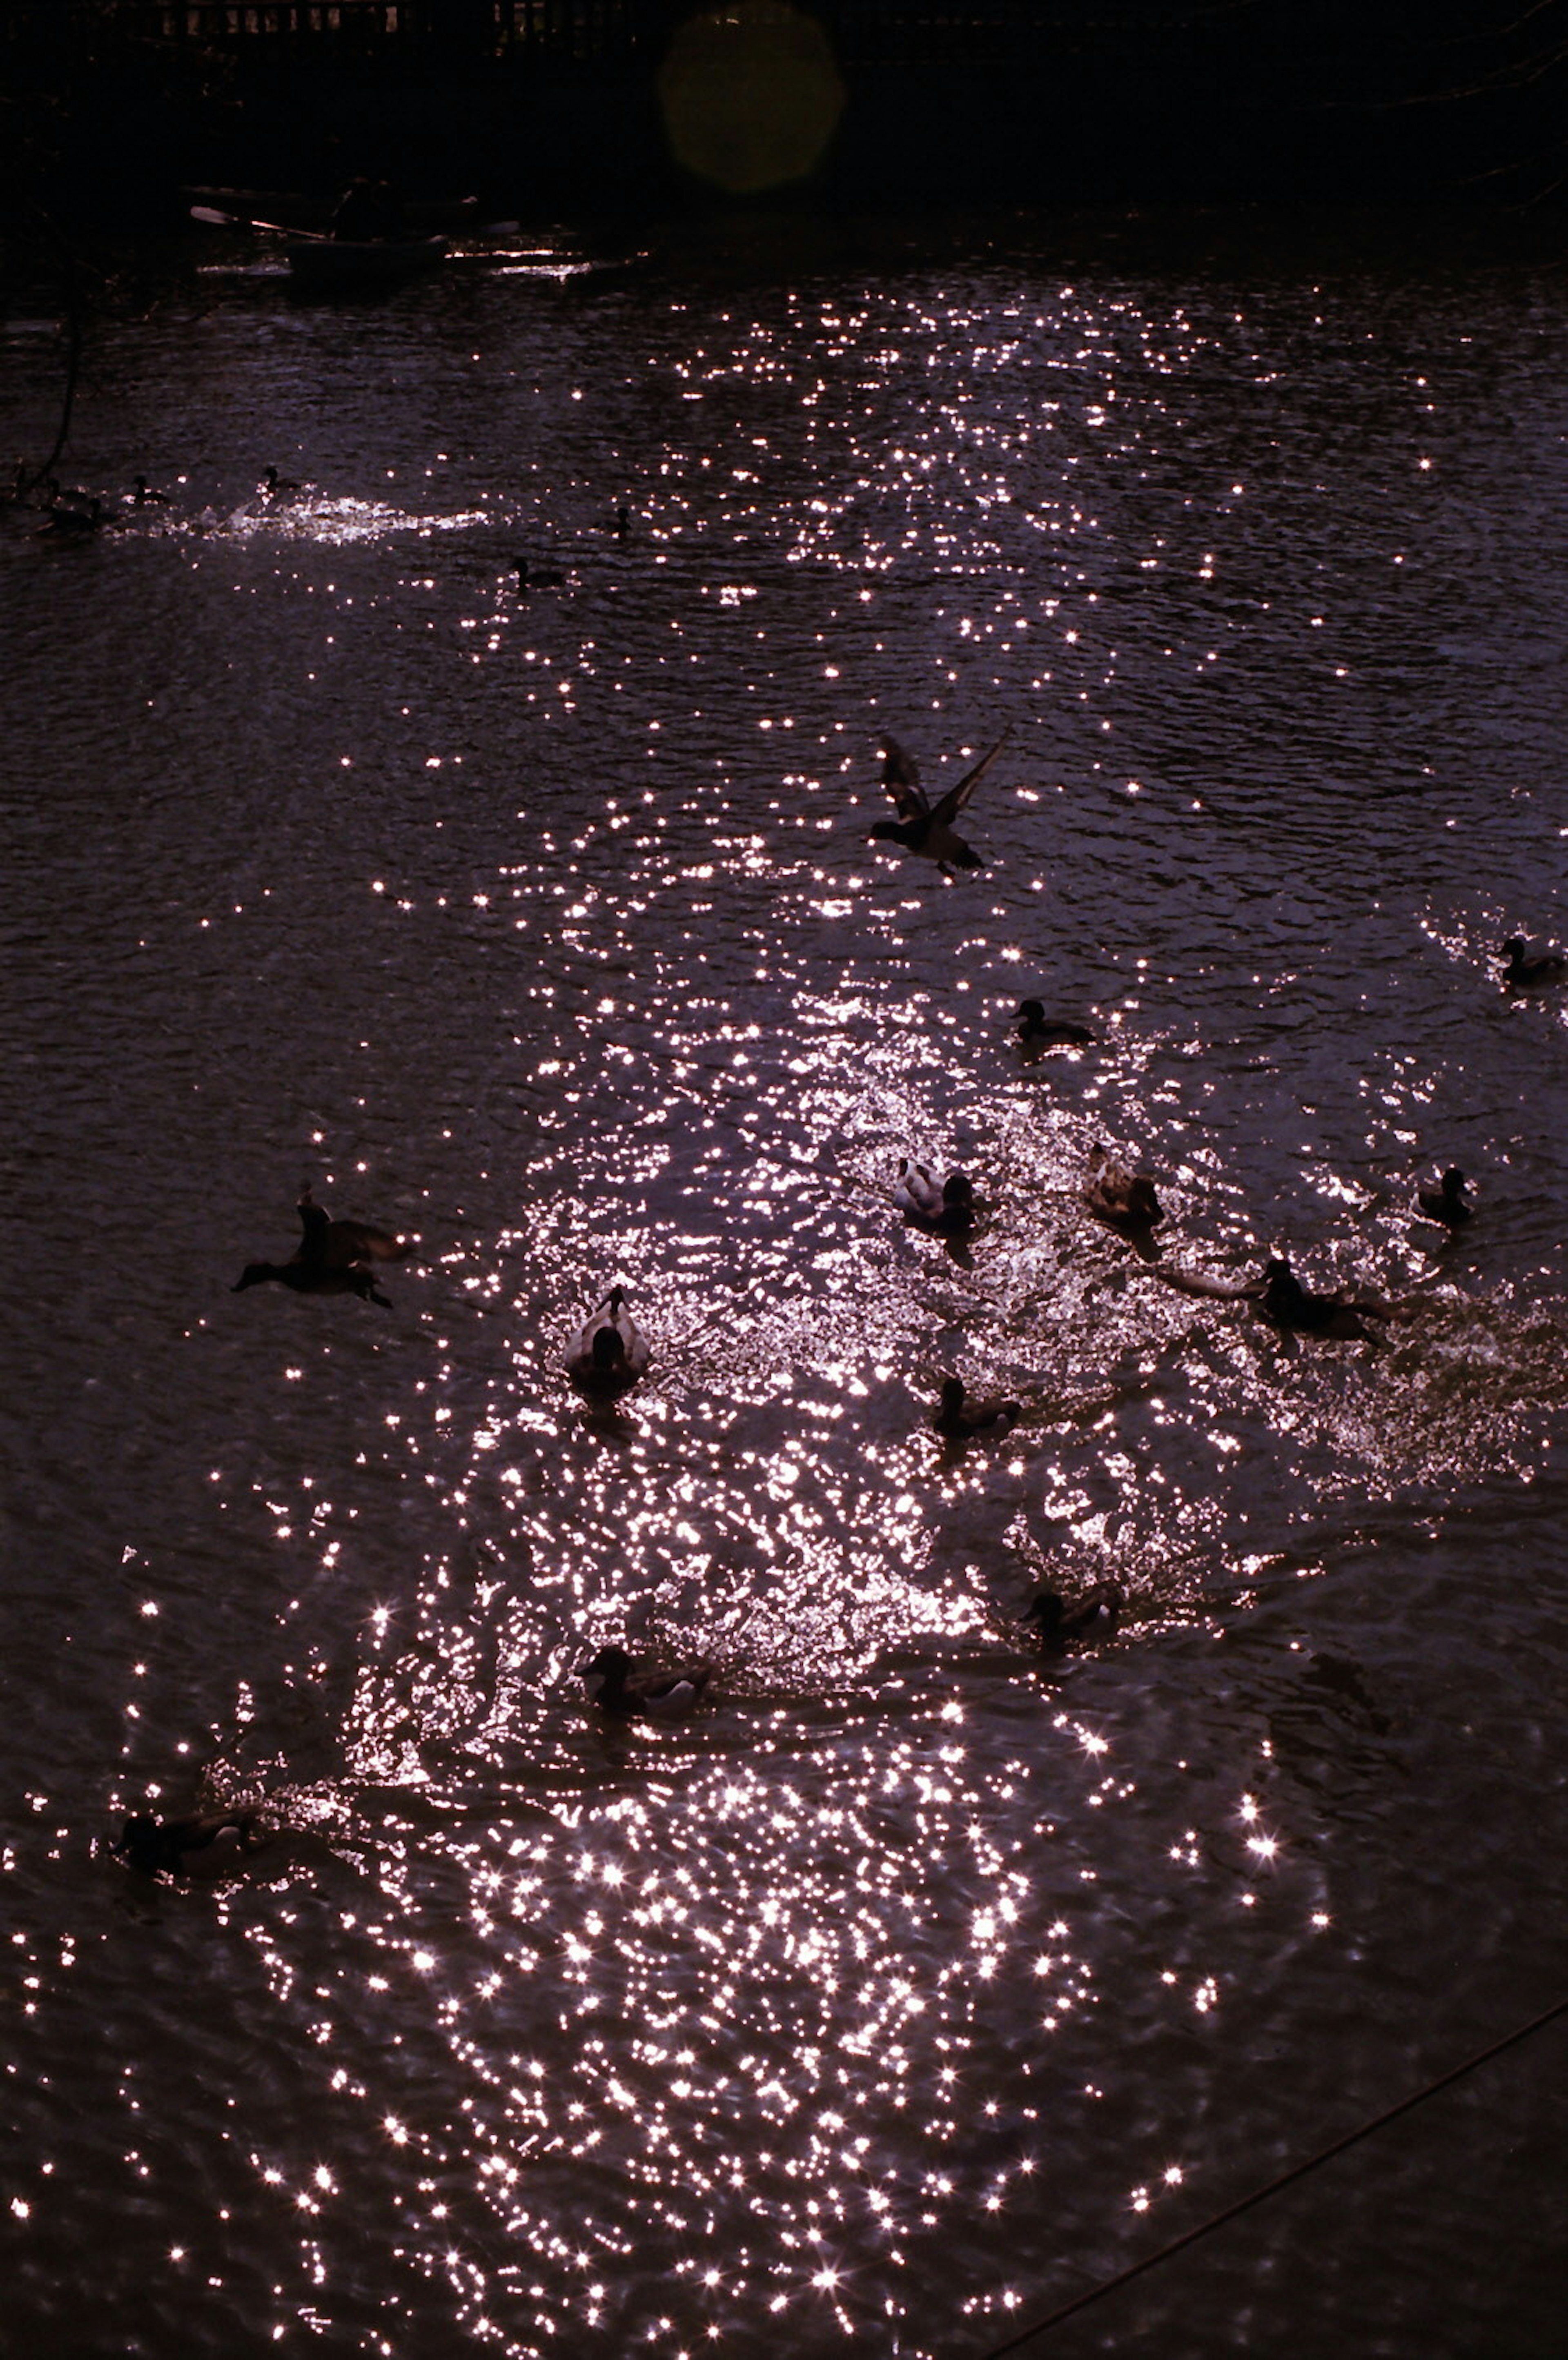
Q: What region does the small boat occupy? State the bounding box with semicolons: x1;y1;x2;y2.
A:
285;236;448;293
187;186;478;236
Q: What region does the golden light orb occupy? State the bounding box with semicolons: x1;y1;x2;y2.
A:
658;2;846;196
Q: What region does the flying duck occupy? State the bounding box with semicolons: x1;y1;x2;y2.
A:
1501;935;1568;987
1017;1000;1093;1049
577;1644;713;1720
933;1377;1022;1442
1022;1584;1123;1650
232;1186;413;1305
869;734;1005;877
1083;1143;1162;1235
895;1160;976;1235
1258;1257;1388;1340
566;1286;650;1396
115;1810;270;1879
1416;1168;1472;1230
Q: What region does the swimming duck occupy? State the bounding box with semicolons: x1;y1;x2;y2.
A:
566;1285;650;1395
577;1644;713;1720
869;734;1005;877
1416;1168;1472;1230
1083;1143;1162;1235
895;1160;976;1235
1258;1257;1388;1340
515;556;567;593
37;476;95;511
933;1377;1022;1442
1501;935;1568;987
1022;1584;1123;1650
131;474;169;506
1017;1000;1093;1049
232;1186;413;1306
39;495;104;539
259;466;302;499
115;1810;270;1879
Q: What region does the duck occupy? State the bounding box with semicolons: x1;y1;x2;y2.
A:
1083;1143;1162;1235
869;733;1005;877
611;503;631;537
1500;935;1568;987
577;1644;713;1721
933;1376;1021;1442
895;1160;975;1235
259;466;302;499
36;476;95;511
1017;1000;1093;1049
565;1285;650;1395
515;556;567;593
232;1185;413;1306
1415;1168;1472;1230
1021;1584;1123;1650
1258;1257;1388;1340
114;1810;270;1878
39;495;104;539
131;474;170;506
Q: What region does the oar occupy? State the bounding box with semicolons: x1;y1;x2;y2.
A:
189;205;332;242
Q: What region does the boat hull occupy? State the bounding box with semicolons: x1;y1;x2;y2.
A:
188;187;477;235
285;236;448;291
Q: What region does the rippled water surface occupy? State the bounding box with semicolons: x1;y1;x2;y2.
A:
2;219;1566;2358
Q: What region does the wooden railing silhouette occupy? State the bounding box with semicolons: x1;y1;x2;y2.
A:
0;0;1188;69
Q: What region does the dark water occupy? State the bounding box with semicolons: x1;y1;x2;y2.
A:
2;220;1566;2360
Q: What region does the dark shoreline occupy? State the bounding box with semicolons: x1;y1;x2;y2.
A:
4;4;1567;246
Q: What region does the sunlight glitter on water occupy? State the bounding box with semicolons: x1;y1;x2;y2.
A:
2;231;1567;2360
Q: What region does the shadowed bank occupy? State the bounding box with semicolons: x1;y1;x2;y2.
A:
4;0;1568;227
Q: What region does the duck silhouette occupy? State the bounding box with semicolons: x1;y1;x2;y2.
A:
39;495;104;539
1017;1000;1093;1049
115;1810;270;1879
1083;1144;1162;1236
232;1186;413;1305
932;1377;1021;1442
516;555;568;593
1415;1168;1472;1230
1258;1257;1388;1340
1022;1584;1122;1650
895;1160;975;1236
577;1644;713;1720
1501;935;1568;987
565;1286;650;1396
869;734;1005;877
